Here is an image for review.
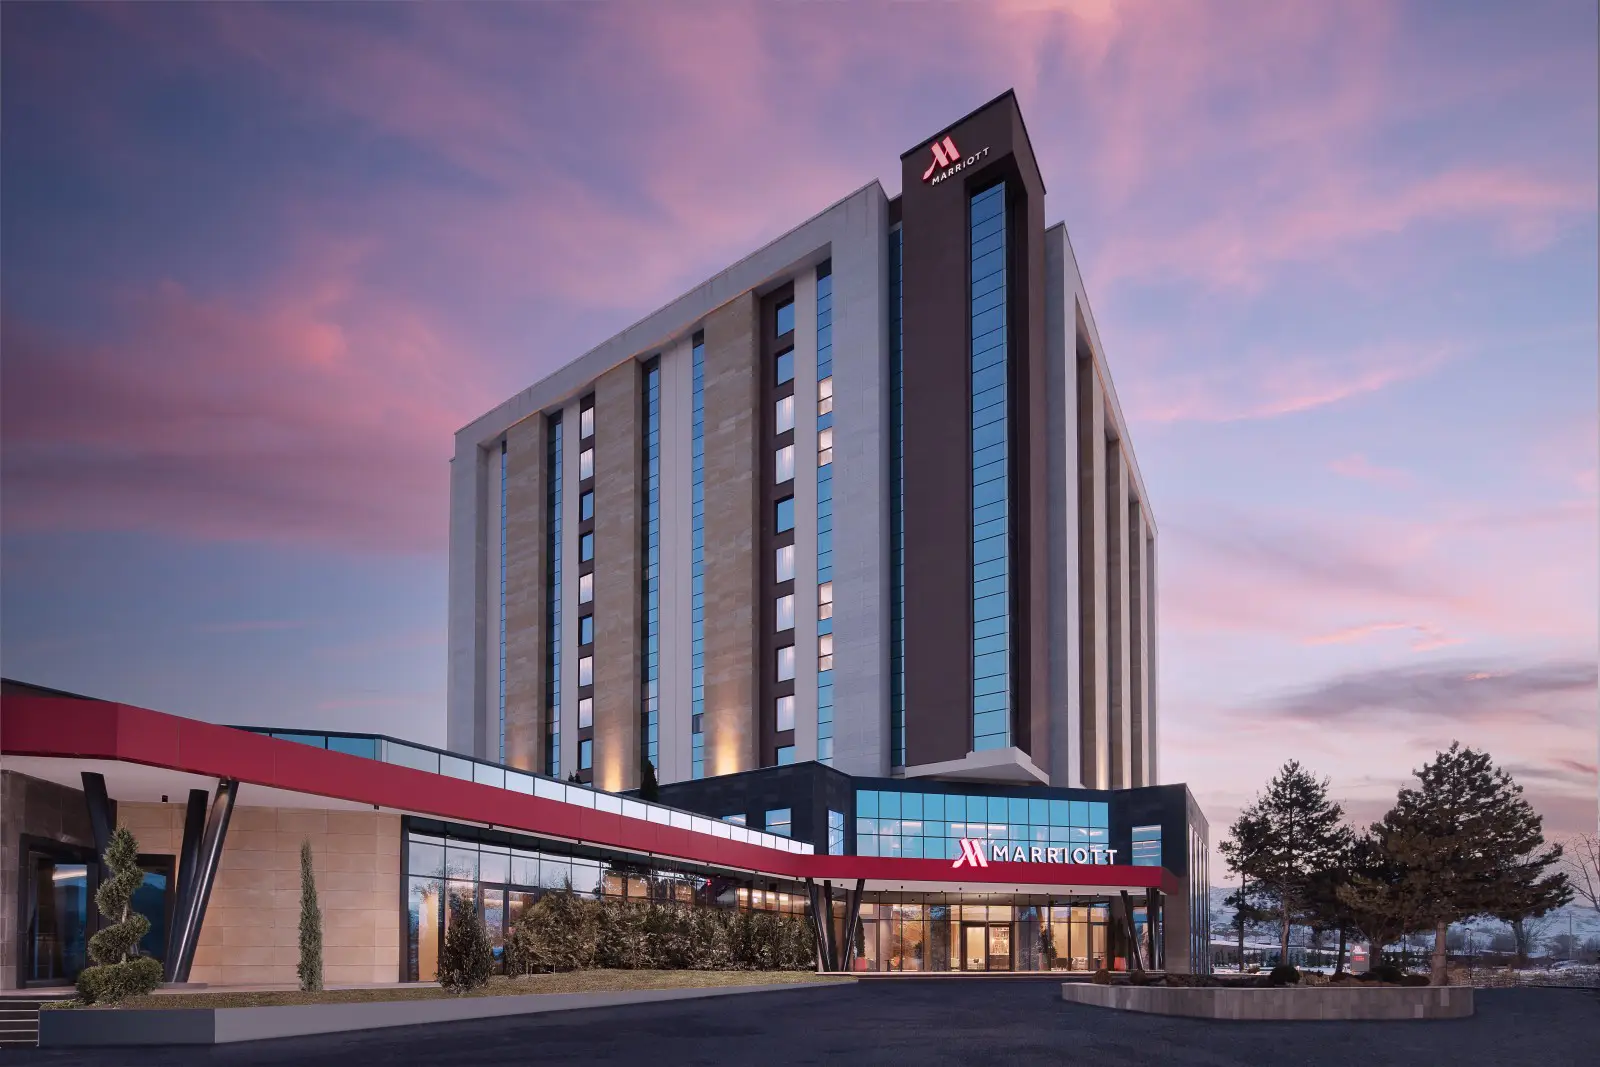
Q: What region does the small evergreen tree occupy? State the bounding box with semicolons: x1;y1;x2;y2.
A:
297;839;324;993
77;827;164;1004
1378;744;1569;984
1338;829;1428;971
506;883;598;973
1220;762;1352;960
639;760;660;803
438;889;494;993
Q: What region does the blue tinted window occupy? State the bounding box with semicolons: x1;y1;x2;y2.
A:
1090;803;1109;828
880;791;901;818
1008;797;1028;826
579;615;594;646
1070;800;1089;826
902;793;923;819
924;793;944;821
828;810;846;856
580;491;594;520
766;808;792;836
327;735;377;759
776;350;794;385
776;496;794;533
776;299;795;337
1132;825;1162;867
579;739;592;770
579;532;594;561
857;791;878;817
776;745;795;766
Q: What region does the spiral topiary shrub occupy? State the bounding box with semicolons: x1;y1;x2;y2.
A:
77;827;163;1005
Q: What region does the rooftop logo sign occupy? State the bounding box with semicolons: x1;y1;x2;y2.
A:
921;135;991;185
950;839;1121;868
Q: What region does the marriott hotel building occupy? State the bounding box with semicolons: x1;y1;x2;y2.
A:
1;94;1208;991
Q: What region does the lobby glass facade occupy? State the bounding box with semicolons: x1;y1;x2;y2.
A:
404;822;809;981
854;896;1159;973
969;182;1012;752
855;789;1108;860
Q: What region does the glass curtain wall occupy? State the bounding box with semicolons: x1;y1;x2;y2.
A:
854;898;1117;973
404;824;809;981
641;361;662;772
856;789;1108;861
690;334;707;777
969;182;1012;752
815;263;835;765
888;226;906;769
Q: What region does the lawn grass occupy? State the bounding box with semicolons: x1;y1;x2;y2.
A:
48;970;848;1010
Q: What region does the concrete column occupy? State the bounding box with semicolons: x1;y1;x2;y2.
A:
480;444;505;761
502;414;547;771
445;440;490;757
790;271;820;763
1128;498;1148;788
657;338;694;785
1147;527;1160;784
701;293;760;777
1106;441;1131;789
1044;233;1082;788
593;361;643;792
1076;360;1109;788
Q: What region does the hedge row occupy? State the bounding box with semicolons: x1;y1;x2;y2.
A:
503;888;814;973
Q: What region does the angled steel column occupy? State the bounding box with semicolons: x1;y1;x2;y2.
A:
803;879;830;972
164;789;210;977
819;880;836;970
80;772;114;879
839;878;865;972
169;779;239;983
1120;889;1144;971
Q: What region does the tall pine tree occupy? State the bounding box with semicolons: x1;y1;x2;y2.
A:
1218;761;1352;961
1378;743;1569;985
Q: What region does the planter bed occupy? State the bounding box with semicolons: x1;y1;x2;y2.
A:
1061;982;1473;1021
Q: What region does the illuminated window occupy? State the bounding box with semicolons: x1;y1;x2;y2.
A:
776;695;795;732
775;444;794;484
578;656;593;687
818;427;833;467
776;544;794;583
579;573;593;603
775;594;794;632
818;376;833;415
818;581;833;620
580;405;594;439
818;633;834;672
775;395;794;434
579;448;594;480
777;645;795;682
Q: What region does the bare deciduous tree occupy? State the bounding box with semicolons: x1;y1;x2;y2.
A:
1566;833;1600;914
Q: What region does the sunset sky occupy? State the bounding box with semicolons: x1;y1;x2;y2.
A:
3;2;1596;859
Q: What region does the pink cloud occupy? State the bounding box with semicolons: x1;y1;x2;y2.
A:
1305;621;1460;652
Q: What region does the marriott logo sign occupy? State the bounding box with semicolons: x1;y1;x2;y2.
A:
920;135;992;185
951;839;1120;868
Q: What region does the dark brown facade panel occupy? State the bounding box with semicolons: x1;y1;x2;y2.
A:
1076;354;1105;789
702;292;761;778
593;364;642;792
501;415;548;772
757;283;797;768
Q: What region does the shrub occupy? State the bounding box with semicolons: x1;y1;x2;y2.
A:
1368;963;1405;985
1091;968;1114;985
505;886;597;974
1400;973;1430;987
438;889;494;993
297;839;323;993
1268;963;1301;986
76;827;163;1005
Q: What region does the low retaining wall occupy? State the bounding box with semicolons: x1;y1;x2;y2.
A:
1060;983;1473;1021
42;981;843;1047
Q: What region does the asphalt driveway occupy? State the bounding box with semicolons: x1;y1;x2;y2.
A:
18;978;1599;1066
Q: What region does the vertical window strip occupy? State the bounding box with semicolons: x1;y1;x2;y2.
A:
546;418;563;777
499;440;508;764
888;227;906;768
690;335;707;778
642;362;662;773
970;183;1011;752
815;264;834;766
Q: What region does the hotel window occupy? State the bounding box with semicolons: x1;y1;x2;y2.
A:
818;375;833;415
852;789;1108;861
775;593;794;632
579;447;594;480
818;633;834;672
1132;825;1162;867
815;262;834;769
579;532;594;562
579;739;593;770
723;813;746;826
578;614;594;646
776;645;795;682
775;395;794;434
641;359;661;772
827;810;846;856
690;332;707;779
579;573;593;603
817;427;833;467
776;694;795;732
969;181;1012;753
776;349;794;385
776;746;795;766
580;491;594;521
818;581;833;620
499;440;508;763
578;697;593;729
775;298;795;336
766;808;792;837
578;655;593;687
775;496;794;533
775;544;794;582
580;405;594;439
774;444;794;484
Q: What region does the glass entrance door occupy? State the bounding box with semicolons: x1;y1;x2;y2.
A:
987;923;1012;971
962;924;987;970
28;859;88;983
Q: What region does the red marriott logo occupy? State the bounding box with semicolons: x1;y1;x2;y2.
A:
952;838;990;868
922;136;961;181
